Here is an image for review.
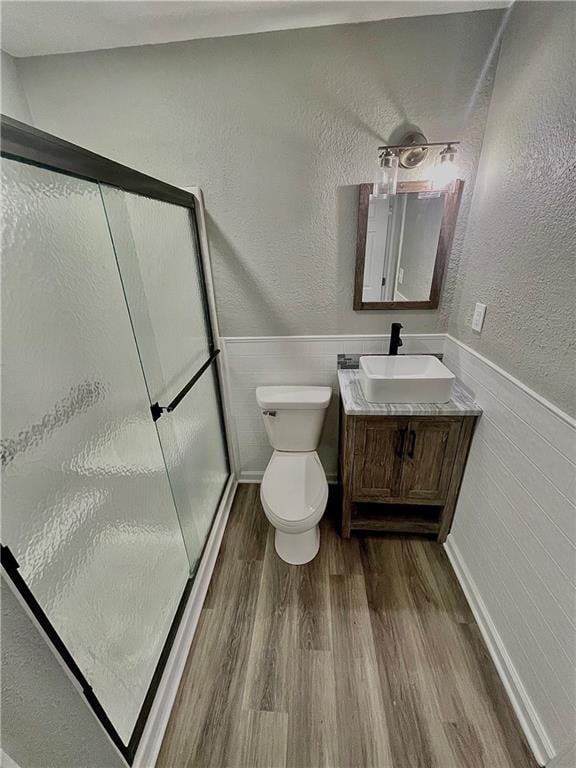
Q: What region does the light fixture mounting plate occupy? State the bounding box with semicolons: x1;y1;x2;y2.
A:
398;132;429;169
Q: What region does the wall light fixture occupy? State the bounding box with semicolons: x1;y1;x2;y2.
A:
374;132;460;195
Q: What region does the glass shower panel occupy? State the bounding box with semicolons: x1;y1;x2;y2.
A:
100;187;229;569
1;159;190;745
99;187;212;404
155;366;229;572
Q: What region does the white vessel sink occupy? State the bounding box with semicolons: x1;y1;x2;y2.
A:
359;355;455;404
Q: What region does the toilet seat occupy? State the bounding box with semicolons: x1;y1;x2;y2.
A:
261;451;328;533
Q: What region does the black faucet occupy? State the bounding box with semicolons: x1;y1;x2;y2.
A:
389;323;403;355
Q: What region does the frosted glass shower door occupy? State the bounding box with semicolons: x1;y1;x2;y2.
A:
1;159;191;745
100;188;229;573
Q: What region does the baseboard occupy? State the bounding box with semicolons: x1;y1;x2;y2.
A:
237;470;264;483
238;471;338;484
133;475;238;768
444;535;553;766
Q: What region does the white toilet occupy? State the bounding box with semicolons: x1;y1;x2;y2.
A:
256;385;332;565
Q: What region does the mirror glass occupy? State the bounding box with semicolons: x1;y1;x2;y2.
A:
354;181;463;309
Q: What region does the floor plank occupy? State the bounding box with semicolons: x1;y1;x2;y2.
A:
242;527;298;713
296;548;332;651
330;574;394;768
157;484;539;768
157;559;262;767
364;545;438;767
233;710;288;768
286;650;338;768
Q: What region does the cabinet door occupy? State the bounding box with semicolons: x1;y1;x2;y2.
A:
400;418;462;502
352;417;408;500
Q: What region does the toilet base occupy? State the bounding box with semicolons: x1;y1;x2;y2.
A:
274;525;320;565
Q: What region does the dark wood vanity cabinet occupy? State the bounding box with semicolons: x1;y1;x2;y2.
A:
339;407;477;541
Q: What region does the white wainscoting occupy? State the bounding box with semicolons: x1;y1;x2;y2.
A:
443;335;576;766
220;334;446;482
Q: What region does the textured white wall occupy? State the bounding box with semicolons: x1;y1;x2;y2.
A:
1;50;32;122
17;11;503;337
1;577;124;768
448;1;576;416
445;4;576;762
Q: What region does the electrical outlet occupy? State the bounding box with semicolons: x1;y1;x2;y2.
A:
398;267;404;285
471;302;487;332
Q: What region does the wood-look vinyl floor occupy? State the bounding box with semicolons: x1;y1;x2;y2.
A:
157;484;538;768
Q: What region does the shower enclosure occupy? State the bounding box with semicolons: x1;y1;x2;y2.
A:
0;116;230;762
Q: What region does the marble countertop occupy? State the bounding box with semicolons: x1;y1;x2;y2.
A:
338;369;482;417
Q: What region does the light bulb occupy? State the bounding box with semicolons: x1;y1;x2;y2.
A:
373;158;387;199
373;151;399;198
431;144;459;189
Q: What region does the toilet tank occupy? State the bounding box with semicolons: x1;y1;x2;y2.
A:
256;386;332;451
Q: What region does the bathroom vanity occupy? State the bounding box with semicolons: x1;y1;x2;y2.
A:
338;368;481;541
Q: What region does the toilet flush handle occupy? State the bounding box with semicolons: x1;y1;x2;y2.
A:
263;410;277;417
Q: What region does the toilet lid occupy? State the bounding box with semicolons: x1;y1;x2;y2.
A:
256;385;332;410
262;451;327;522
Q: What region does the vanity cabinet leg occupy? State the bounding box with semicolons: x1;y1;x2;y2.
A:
438;415;477;542
339;402;355;539
341;493;352;538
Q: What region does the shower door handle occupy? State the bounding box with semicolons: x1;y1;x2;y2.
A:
151;349;220;421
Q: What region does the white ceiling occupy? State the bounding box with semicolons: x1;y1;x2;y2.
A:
1;0;510;58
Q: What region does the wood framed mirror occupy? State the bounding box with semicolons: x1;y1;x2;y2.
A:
353;179;464;310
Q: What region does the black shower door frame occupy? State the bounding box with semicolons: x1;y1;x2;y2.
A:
0;114;231;764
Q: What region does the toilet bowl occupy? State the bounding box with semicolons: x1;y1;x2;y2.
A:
257;385;331;565
261;451;328;564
